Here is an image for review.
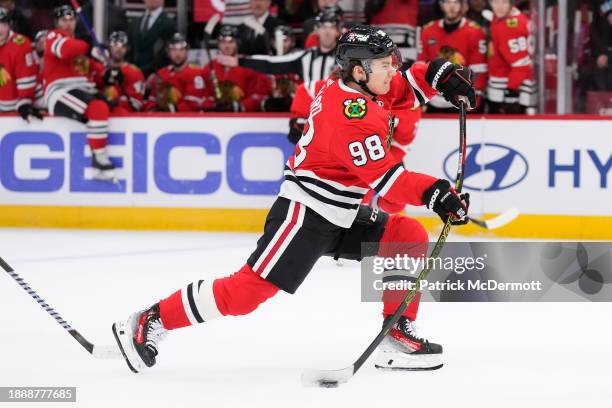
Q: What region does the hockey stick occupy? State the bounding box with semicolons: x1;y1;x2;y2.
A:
0;256;120;359
468;208;519;231
301;100;468;387
202;14;222;101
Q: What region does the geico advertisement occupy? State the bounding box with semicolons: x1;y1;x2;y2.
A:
0;116;610;215
0;117;293;208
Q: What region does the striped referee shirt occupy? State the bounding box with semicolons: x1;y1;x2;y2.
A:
240;47;337;84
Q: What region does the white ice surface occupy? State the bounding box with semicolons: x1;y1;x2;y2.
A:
0;228;611;408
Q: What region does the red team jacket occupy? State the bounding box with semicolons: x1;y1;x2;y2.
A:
487;8;535;105
43;29;98;106
0;32;37;112
282;62;438;228
102;63;145;113
418;18;487;106
145;64;207;112
202;61;272;112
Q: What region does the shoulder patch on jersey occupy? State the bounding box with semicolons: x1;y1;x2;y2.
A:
469;21;481;29
506;18;519;28
12;34;26;46
343;97;367;120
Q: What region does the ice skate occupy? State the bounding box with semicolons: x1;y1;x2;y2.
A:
112;304;167;373
92;149;117;182
375;316;443;371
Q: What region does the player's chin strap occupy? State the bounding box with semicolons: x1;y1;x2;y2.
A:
348;59;379;98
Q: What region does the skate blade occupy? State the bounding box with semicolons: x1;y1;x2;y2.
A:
93;169;118;183
374;350;443;371
375;363;443;371
112;322;141;374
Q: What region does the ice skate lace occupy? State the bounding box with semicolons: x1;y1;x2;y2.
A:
146;319;168;351
400;319;427;343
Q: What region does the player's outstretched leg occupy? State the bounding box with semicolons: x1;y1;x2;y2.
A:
112;264;279;373
375;214;443;370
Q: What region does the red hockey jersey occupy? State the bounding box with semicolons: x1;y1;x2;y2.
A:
291;76;421;162
101;63;145;113
487;8;535;105
202;62;272;112
418;18;487;98
145;64;207;112
43;29;95;103
281;63;438;227
0;32;37;112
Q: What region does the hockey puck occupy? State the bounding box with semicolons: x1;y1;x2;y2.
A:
318;380;339;388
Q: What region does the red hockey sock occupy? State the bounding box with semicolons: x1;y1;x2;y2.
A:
378;215;428;321
159;264;279;330
84;99;109;151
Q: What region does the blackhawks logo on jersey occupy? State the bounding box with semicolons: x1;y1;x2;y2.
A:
507;18;519;28
343;97;367;120
0;65;11;87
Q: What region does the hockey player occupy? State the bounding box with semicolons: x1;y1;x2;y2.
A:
144;33;206;112
43;5;115;179
112;26;475;373
418;0;488;112
202;25;271;112
487;0;535;113
101;31;145;114
0;8;41;121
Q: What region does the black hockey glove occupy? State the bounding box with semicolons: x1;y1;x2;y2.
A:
103;68;124;86
287;118;305;145
422;179;470;225
17;103;43;122
426;59;476;109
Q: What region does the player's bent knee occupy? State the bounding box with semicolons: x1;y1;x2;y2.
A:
213;265;280;316
85;99;110;120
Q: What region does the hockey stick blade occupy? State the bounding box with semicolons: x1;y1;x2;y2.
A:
468;208;519;230
1;257;121;359
301;366;354;387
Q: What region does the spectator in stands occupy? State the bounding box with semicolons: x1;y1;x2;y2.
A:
303;0;340;39
202;25;272;112
127;0;176;77
145;33;207;112
238;0;285;55
591;0;612;91
0;7;40;120
100;31;146;114
418;0;487;112
0;0;32;39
